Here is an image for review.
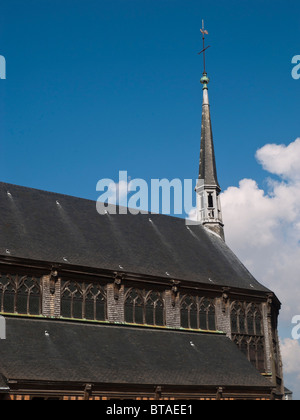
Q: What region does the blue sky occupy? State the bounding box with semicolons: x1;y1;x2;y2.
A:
1;0;299;198
1;0;300;399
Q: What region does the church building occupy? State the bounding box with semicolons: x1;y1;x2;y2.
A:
0;35;284;400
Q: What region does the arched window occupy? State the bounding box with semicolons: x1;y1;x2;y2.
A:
61;281;83;319
249;338;257;367
84;284;107;321
247;306;255;335
231;307;238;333
180;295;198;330
124;289;144;325
0;274;42;316
255;311;263;336
257;339;266;373
180;295;216;331
199;298;216;331
246;304;263;336
249;337;266;373
17;276;42;315
145;291;165;327
61;281;107;321
241;339;249;359
0;275;16;314
233;335;248;359
231;303;245;334
124;288;165;327
231;302;265;373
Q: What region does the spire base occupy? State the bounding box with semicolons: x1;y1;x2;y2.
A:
203;223;225;242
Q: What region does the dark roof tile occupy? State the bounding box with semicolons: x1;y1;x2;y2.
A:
0;317;271;389
0;182;269;292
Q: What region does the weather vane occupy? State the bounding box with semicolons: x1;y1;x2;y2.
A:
198;20;210;74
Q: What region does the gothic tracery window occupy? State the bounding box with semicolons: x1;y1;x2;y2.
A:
231;302;266;373
61;281;107;321
0;273;42;316
124;288;165;327
231;302;246;334
180;295;198;330
180;295;216;331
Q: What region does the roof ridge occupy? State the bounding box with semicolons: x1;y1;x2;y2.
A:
0;181;204;224
0;181;97;204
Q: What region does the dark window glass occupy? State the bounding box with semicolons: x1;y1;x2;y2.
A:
231;312;238;333
135;304;144;325
255;315;262;336
257;343;266;373
239;312;246;334
85;298;95;320
232;302;266;374
181;309;189;329
61;297;72;319
208;309;216;331
145;304;154;326
73;296;83;319
125;303;134;324
125;289;165;327
155;303;165;327
0;275;41;316
247;314;254;335
17;290;28;314
190;307;198;330
181;296;215;331
249;342;257;367
96;299;106;321
241;340;248;358
61;281;106;322
199;310;207;330
29;294;41;316
3;291;15;314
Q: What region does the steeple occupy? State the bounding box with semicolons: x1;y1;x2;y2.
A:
195;23;224;240
198;73;220;190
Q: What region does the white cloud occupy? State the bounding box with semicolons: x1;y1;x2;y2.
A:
256;138;300;180
281;338;300;378
221;138;300;322
221;138;300;398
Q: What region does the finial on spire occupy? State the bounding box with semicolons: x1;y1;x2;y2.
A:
198;20;210;89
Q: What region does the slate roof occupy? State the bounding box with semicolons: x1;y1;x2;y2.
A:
0;182;269;293
0;374;9;392
199;91;220;189
0;317;271;389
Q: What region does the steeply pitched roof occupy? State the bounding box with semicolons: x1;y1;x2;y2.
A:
0;317;271;389
199;88;220;189
0;182;269;292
